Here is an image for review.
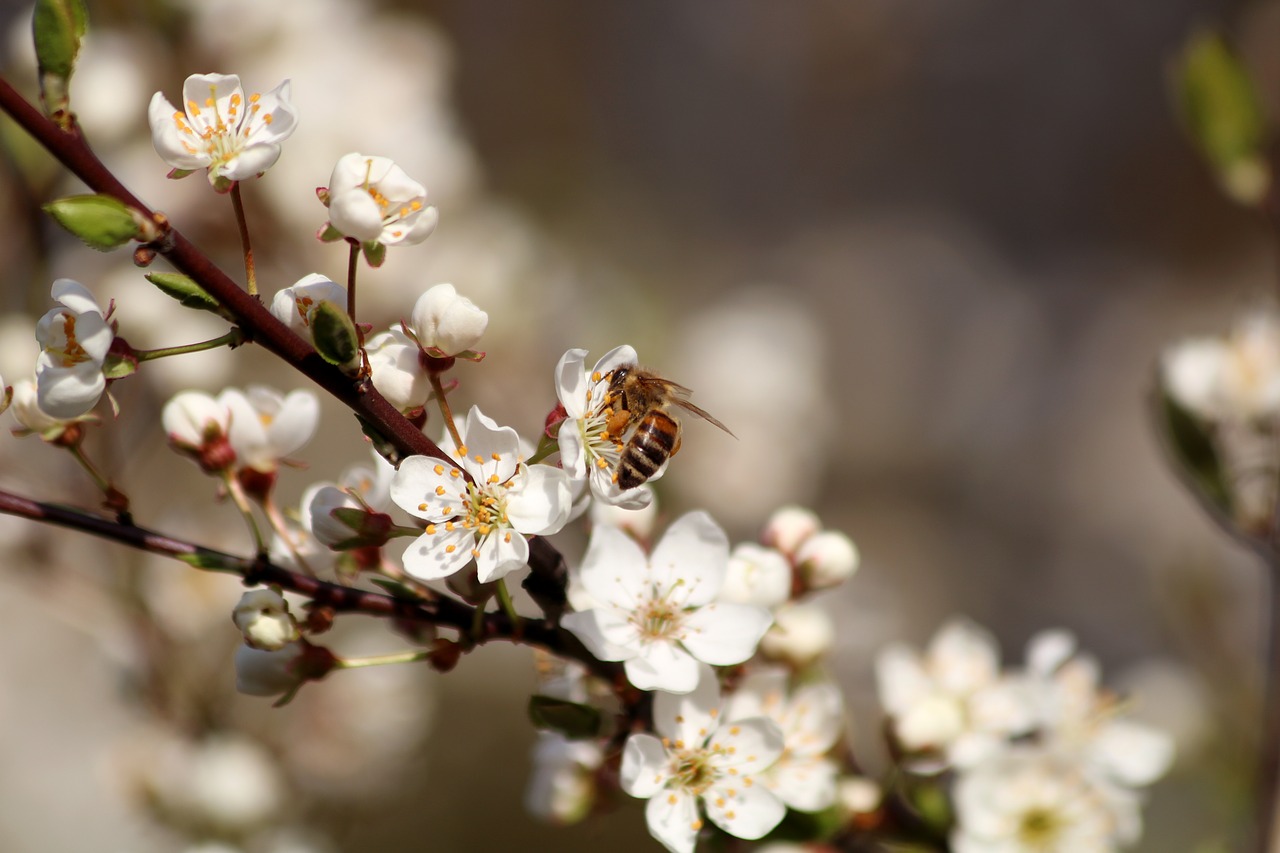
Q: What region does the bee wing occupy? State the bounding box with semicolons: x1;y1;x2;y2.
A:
672;397;735;437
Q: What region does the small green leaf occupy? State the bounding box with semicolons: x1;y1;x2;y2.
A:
44;194;140;251
1158;389;1233;515
309;300;360;369
102;352;137;380
528;695;602;740
176;551;242;573
1175;31;1271;205
145;272;225;315
762;805;844;843
362;240;387;268
32;0;87;118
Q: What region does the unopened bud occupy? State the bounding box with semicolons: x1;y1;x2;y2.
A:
796;531;859;590
761;505;821;555
720;543;792;608
235;641;303;696
409;283;488;357
837;776;882;816
232;588;299;651
307;485;393;549
760;603;834;667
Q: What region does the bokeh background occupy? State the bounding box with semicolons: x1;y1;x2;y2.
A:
0;0;1272;850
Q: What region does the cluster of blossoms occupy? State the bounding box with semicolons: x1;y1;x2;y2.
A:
877;619;1175;852
1161;311;1280;533
0;46;1186;853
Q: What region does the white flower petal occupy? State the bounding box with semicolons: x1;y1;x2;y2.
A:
649;511;729;607
50;279;104;317
506;465;571;535
1088;719;1175;786
627;641;701;693
475;527;528;583
389;455;466;521
555;348;590;417
620;733;670;798
460;407;519;484
652;665;721;742
643;789;700;853
681;602;772;666
876;644;932;714
147;92;209;169
930;618;1001;694
561;610;631;662
35;355;104;418
703;780;785;840
708;717;784;774
577;523;651;608
770;756;839;812
265;390;319;458
400;527;473;580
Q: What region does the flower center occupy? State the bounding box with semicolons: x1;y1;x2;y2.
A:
1016;806;1063;849
669;747;720;796
51;312;90;367
462;479;510;537
631;583;688;642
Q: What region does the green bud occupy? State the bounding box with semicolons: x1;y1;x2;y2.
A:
1157;388;1232;518
309;300;361;370
44;194;141;251
145;272;228;317
527;695;603;740
32;0;87;119
1175;31;1270;205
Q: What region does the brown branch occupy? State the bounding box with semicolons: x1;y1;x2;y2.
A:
0;486;616;679
0;76;571;611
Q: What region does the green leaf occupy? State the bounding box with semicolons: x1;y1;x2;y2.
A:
362;240;387;268
176;550;242;573
1175;31;1271;204
527;695;602;740
32;0;87;117
309;300;360;369
44;194;140;251
145;272;225;314
101;351;137;380
1158;389;1233;516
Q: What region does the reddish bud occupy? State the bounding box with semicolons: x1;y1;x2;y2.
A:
236;466;277;503
544;402;568;438
428;640;462;673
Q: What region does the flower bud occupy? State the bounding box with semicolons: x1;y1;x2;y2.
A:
10;379;74;438
719;543;792;608
269;273;347;336
408;283;488;356
761;505;821;555
796;531;860;590
162;390;235;473
760;602;834;667
838;776;882;815
232;588;299;651
306;484;394;549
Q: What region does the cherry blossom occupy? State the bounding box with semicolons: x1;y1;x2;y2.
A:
269;273;347;337
718;543;792;609
219;385;319;473
403;283;488;357
34;279;113;419
724;667;845;812
365;327;433;412
562;511;772;693
148;73;298;189
620;668;785;853
232;588;299;651
389;406;572;583
554;345;652;508
324;152;439;246
1162;312;1280;422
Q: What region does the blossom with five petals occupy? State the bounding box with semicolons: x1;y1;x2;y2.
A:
389;407;572;583
324;152;439;247
562;511;773;693
620;667;786;853
219;385;319;473
148;73;297;189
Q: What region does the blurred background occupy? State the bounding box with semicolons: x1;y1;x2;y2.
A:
0;0;1272;849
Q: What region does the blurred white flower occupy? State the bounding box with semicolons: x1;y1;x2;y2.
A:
951;747;1139;853
389;407;572;582
162;390;235;472
796;530;859;590
525;732;604;825
837;776;882;815
270;273;347;336
588;484;658;538
1162;313;1280;421
719;543;792;608
219;385;319;473
724;667;844;812
235;641;304;696
875;618;1035;770
562;511;772;693
621;668;786;853
404;283;488;357
761;505;822;556
232;588;299;651
139;733;286;832
149;73;298;189
34;279;113;419
9;379;75;438
760;602;836;668
324;152;439;246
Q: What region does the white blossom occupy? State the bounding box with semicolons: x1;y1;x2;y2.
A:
718;543;792;609
761;505;822;556
34;279;113;419
235;641;303;697
1162;313;1280;422
389;406;572;583
525;732;604;825
365;327;433;412
562;511;772;693
620;668;786;853
219;386;319;473
588;484;659;539
796;530;859;590
759;602;835;668
270;273;347;336
554;345;652;508
951;747;1139;853
325;152;439;246
148;73;298;188
232;588;298;651
875;617;1035;771
724;667;845;812
405;283;488;357
9;379;75;438
162;390;235;470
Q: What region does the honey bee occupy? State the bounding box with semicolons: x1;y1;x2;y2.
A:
600;364;733;489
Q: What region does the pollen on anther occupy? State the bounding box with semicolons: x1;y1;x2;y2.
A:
418;503;428;511
435;486;446;496
445;521;455;531
504;533;512;543
471;549;480;557
445;545;456;553
729;726;741;736
591;371;602;382
691;820;703;831
473;454;484;463
434;464;444;475
667;794;677;805
488;474;499;484
426;524;437;534
457;444;468;456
